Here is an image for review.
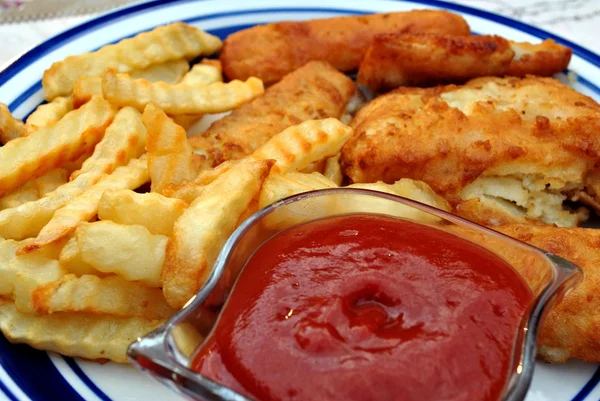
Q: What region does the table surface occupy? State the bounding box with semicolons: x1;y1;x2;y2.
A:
0;0;599;68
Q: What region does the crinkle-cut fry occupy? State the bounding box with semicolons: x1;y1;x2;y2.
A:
77;221;167;287
324;154;343;186
0;97;115;198
98;190;187;236
24;97;73;136
142;104;196;194
0;104;143;240
342;179;451;223
507;39;572;77
72;76;103;108
0;169;68;210
0;239;19;295
180;63;223;86
129;59;189;83
71;106;146;180
0;302;161;363
42;22;222;100
258;171;338;209
62;152;91;175
59;236;100;277
0;103;24;145
162;159;274;308
250;118;353;174
102;70;264;114
21;157;149;254
32;274;177;319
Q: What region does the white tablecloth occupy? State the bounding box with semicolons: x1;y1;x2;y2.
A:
0;0;599;68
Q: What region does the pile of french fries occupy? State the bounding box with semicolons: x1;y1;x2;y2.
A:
0;22;449;363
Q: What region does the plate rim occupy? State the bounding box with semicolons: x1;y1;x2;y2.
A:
0;1;599;401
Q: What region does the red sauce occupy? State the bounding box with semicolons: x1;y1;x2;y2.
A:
193;214;533;401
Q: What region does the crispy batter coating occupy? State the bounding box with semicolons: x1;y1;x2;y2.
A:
220;11;470;84
493;224;600;363
358;33;514;91
188;61;356;168
507;39;572;77
342;77;600;207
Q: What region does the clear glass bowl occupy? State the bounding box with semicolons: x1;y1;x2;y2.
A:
128;188;583;401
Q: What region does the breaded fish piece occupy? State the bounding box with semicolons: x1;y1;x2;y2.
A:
492;224;600;363
358;34;514;91
357;34;572;91
220;11;470;84
188;61;356;168
341;76;600;227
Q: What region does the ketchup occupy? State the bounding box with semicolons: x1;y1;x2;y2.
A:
193;214;533;401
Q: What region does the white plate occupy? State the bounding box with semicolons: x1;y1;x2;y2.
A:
1;1;599;400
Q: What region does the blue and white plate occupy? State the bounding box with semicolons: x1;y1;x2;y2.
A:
1;1;599;400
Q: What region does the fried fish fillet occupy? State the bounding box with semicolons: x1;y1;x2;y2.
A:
220;11;470;84
188;61;356;168
341;76;600;227
491;224;600;363
357;34;572;91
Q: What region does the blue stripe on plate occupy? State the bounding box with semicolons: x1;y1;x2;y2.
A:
0;335;85;401
0;379;18;401
1;1;600;401
63;358;112;401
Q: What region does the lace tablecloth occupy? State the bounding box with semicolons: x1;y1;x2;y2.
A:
0;0;599;68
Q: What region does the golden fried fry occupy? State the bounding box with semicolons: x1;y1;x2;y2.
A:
21;157;149;253
0;239;19;295
507;39;572;77
72;76;103;108
250;118;353;174
324;154;343;186
180;62;222;86
0;97;115;198
162;159;274;308
102;70;264;114
0;103;24;144
129;59;189;83
59;236;100;277
357;33;514;90
98;190;187;236
0;302;161;363
0;104;143;240
220;10;470;84
77;221;167;287
258;171;337;209
143;104;196;193
32;274;176;319
0;169;68;210
24;97;73;136
43;22;222;100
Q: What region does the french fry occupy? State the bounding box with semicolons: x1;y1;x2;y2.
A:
143;104;196;194
0;239;19;295
162;159;274;308
102;70;264;114
258;171;338;209
32;274;176;319
0;302;161;363
324;154;343;186
21;157;149;253
0;104;144;240
77;221;167;287
0;97;115;198
171;114;203;131
59;236;100;277
0;103;24;144
98;190;187;236
180;62;222;86
43;22;222;100
129;59;189;83
24;97;73;136
72;76;103;108
0;169;68;210
250;118;353;174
